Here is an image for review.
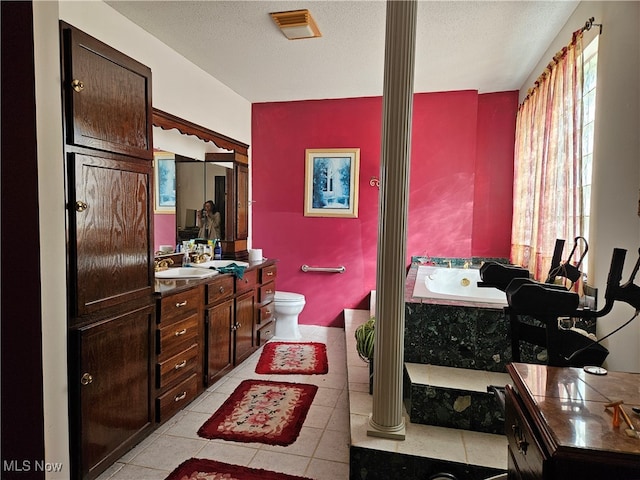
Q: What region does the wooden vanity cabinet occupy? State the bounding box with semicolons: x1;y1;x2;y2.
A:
71;305;154;480
205;275;235;385
154;286;204;424
256;264;277;346
506;363;640;480
234;268;258;364
61;22;155;480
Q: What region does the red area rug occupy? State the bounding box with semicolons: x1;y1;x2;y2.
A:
165;458;312;480
255;342;328;375
197;379;317;446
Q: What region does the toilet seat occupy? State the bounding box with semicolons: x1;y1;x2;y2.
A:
275;291;305;302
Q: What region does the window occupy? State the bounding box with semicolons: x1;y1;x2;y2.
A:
580;36;599;273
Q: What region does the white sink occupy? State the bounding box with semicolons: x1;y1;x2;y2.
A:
196;260;250;269
155;267;219;279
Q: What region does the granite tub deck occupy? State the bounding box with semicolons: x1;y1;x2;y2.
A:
346;310;507;480
403;260;513;436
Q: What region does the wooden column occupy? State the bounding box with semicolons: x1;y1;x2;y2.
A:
368;0;417;440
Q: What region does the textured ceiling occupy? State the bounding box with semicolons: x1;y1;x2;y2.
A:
106;0;580;103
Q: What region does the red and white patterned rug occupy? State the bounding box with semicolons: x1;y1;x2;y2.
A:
255;342;328;375
165;458;312;480
197;379;317;446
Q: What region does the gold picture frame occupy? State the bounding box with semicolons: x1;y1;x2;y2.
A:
304;148;360;218
153;152;176;214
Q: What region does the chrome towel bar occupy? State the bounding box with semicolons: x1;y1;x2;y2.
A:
301;264;346;274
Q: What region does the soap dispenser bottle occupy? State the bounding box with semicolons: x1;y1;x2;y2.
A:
214;240;222;260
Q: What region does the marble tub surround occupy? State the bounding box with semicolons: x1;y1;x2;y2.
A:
346;310;507;480
410;256;509;270
404;364;510;435
404;301;511;372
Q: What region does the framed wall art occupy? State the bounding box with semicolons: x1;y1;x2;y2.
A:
304;148;360;218
154;152;176;213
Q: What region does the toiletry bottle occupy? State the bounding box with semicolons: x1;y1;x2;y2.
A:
183;250;190;266
214;240;222;260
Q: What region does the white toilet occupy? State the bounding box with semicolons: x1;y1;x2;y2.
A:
273;291;305;340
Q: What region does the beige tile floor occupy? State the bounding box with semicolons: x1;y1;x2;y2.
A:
97;325;350;480
97;311;507;480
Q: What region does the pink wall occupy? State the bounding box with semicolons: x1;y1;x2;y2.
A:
154;213;176;253
259;90;518;327
472;92;517;256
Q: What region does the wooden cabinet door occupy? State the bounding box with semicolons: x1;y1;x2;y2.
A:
206;299;234;384
69;152;153;319
234;290;255;364
61;22;152;159
73;305;154;479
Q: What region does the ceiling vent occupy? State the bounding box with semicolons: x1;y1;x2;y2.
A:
270;9;321;40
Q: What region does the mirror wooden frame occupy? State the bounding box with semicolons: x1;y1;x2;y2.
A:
152;108;250;259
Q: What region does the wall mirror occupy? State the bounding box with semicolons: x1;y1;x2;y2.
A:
152;109;249;259
174;155;232;242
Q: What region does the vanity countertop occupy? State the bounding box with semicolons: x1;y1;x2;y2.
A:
154;258;276;296
508;362;640;458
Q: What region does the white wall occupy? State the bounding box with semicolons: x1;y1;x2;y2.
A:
34;1;252;477
520;2;640;372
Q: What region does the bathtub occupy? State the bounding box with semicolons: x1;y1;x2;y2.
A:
412;265;507;306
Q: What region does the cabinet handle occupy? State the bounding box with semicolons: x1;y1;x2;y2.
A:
174;360;187;370
265;309;271;315
512;424;528;455
80;373;93;385
174;328;187;336
266;289;273;295
75;201;88;212
266;271;274;276
72;79;84;92
219;286;225;293
174;391;187;402
175;300;188;307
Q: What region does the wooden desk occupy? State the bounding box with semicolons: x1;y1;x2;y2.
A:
506;363;640;479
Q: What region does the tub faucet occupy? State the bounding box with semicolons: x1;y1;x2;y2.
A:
464;261;471;269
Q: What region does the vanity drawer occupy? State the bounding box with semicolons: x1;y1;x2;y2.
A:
256;321;275;347
157;312;199;356
261;264;277;283
505;384;547;479
259;282;275;304
257;302;274;325
159;287;202;325
235;268;257;294
206;275;234;305
156;373;198;423
156;343;198;389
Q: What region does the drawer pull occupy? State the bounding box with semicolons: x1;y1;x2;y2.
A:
265;309;271;315
174;391;187;402
266;271;274;276
512;424;528;455
265;289;273;295
174;360;187;370
174;328;187;336
219;286;225;293
175;300;188;307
